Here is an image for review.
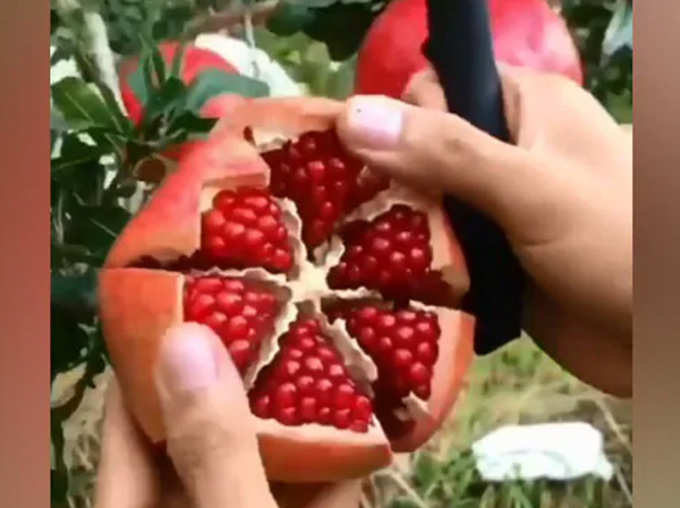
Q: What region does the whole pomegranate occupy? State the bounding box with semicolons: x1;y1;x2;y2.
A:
99;96;475;482
355;0;584;98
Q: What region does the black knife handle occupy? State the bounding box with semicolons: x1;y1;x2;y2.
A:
423;0;525;354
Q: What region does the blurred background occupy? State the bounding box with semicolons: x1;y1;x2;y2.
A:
50;1;632;506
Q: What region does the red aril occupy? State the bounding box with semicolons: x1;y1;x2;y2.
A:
355;0;584;99
98;96;474;482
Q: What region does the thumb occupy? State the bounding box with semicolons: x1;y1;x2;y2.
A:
154;323;277;508
336;95;561;232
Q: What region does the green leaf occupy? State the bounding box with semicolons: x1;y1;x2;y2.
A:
267;2;315;35
51;270;99;319
51;77;125;132
93;83;134;137
184;70;270;113
326;55;357;99
413;452;441;494
302;2;377;60
170;41;187;78
51;468;69;505
287;0;338;8
150;42;167;85
167;110;217;136
51;313;91;380
51;134;113;175
144;76;188;123
602;0;633;57
65;204;132;257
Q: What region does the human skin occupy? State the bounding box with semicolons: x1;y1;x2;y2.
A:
95;64;631;507
336;64;632;397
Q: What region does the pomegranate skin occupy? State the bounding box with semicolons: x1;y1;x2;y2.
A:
355;0;583;99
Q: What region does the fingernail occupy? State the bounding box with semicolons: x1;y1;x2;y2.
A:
157;328;219;395
345;97;403;149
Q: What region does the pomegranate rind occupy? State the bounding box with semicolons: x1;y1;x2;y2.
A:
256;418;392;482
391;307;475;451
209;95;344;140
105;132;269;268
98;268;185;441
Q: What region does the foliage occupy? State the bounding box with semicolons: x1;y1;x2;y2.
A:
50;0;632;505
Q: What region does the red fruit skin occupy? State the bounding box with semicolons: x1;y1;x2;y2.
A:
355;0;583;99
118;41;239;126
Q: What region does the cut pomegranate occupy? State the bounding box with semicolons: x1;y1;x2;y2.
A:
183;275;279;373
99;96;474;482
328;204;453;304
262;130;389;250
249;318;373;432
201;187;293;273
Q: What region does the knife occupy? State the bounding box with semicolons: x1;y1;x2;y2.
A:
422;0;526;354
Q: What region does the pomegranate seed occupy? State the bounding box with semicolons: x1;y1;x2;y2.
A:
409;363;430;385
203;311;227;330
334;409;352;429
353;396;373;421
300;397;317;422
189;294;215;318
278;407;300;426
252;395;270;418
248;318;373;433
416;342;437;365
216;291;243;315
226;316;249;338
201;187;293;273
296;375;315;394
274;383;297;408
262;130;389;250
328;205;444;301
328;364;345;379
393;349;413;368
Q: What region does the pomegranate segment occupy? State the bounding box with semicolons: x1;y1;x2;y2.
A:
329;305;439;400
262;130;389;250
183;275;280;374
326;302;442;442
249;318;374;433
327;204;452;304
201;187;293;273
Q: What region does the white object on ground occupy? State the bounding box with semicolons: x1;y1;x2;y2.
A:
195;33;303;98
471;422;614;482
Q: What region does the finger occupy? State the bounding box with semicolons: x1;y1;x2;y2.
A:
336;94;568;235
402;67;447;111
95;379;161;508
154;322;277;508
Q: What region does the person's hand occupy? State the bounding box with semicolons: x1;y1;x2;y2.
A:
95;323;363;508
336;64;632;397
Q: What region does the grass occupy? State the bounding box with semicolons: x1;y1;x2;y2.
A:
57;335;632;508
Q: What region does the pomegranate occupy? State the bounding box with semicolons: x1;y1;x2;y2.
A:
98;96;475;482
355;0;584;99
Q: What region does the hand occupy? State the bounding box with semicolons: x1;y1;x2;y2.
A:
95;323;363;508
336;64;632;397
